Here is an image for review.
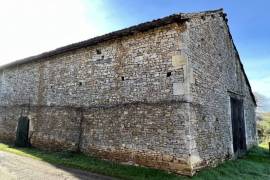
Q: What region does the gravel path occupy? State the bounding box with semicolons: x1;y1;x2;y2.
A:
0;151;117;180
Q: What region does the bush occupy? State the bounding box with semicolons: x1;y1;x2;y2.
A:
257;112;270;143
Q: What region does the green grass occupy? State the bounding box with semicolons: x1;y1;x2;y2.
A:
0;143;270;180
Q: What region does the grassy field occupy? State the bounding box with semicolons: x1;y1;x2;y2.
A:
0;143;270;180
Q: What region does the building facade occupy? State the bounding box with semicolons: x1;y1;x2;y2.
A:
0;9;256;175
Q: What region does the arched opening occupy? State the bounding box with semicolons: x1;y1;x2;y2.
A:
15;116;30;147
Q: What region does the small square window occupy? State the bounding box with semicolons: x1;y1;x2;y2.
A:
96;49;101;54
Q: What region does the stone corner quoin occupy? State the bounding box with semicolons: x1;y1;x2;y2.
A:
0;9;257;176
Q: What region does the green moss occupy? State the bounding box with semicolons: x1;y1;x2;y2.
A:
0;143;270;180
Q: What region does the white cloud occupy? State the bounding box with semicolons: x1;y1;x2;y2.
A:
0;0;109;66
250;76;270;98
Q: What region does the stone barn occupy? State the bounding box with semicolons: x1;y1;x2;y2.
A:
0;9;257;175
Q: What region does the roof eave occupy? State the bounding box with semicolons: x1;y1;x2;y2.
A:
0;9;224;70
221;13;257;106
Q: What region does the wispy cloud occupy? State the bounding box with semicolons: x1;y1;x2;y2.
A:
0;0;110;66
251;76;270;98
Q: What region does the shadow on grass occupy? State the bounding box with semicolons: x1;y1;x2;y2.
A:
0;142;186;180
0;143;270;180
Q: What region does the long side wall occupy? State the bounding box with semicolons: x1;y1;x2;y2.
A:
0;23;194;175
185;13;256;170
81;102;191;174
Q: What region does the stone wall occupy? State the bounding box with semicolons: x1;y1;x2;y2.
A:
0;22;196;175
80;102;192;175
183;12;257;170
0;10;256;176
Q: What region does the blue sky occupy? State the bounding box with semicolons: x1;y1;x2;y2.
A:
0;0;269;109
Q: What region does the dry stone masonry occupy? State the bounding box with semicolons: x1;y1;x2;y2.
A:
0;9;257;176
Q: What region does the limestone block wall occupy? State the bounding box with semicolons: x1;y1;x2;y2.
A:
0;61;41;143
0;10;257;175
0;22;196;175
80;102;191;174
184;12;256;170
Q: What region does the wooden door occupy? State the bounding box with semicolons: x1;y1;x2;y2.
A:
230;98;247;154
15;116;30;147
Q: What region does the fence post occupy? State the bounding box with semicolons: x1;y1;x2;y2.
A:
269;142;270;154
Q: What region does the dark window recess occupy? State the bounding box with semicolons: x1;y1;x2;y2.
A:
167;72;172;77
194;79;197;85
50;85;53;89
79;82;83;86
96;49;101;54
201;16;206;20
121;77;125;81
218;65;222;72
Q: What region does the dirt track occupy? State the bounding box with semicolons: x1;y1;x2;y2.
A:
0;151;117;180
